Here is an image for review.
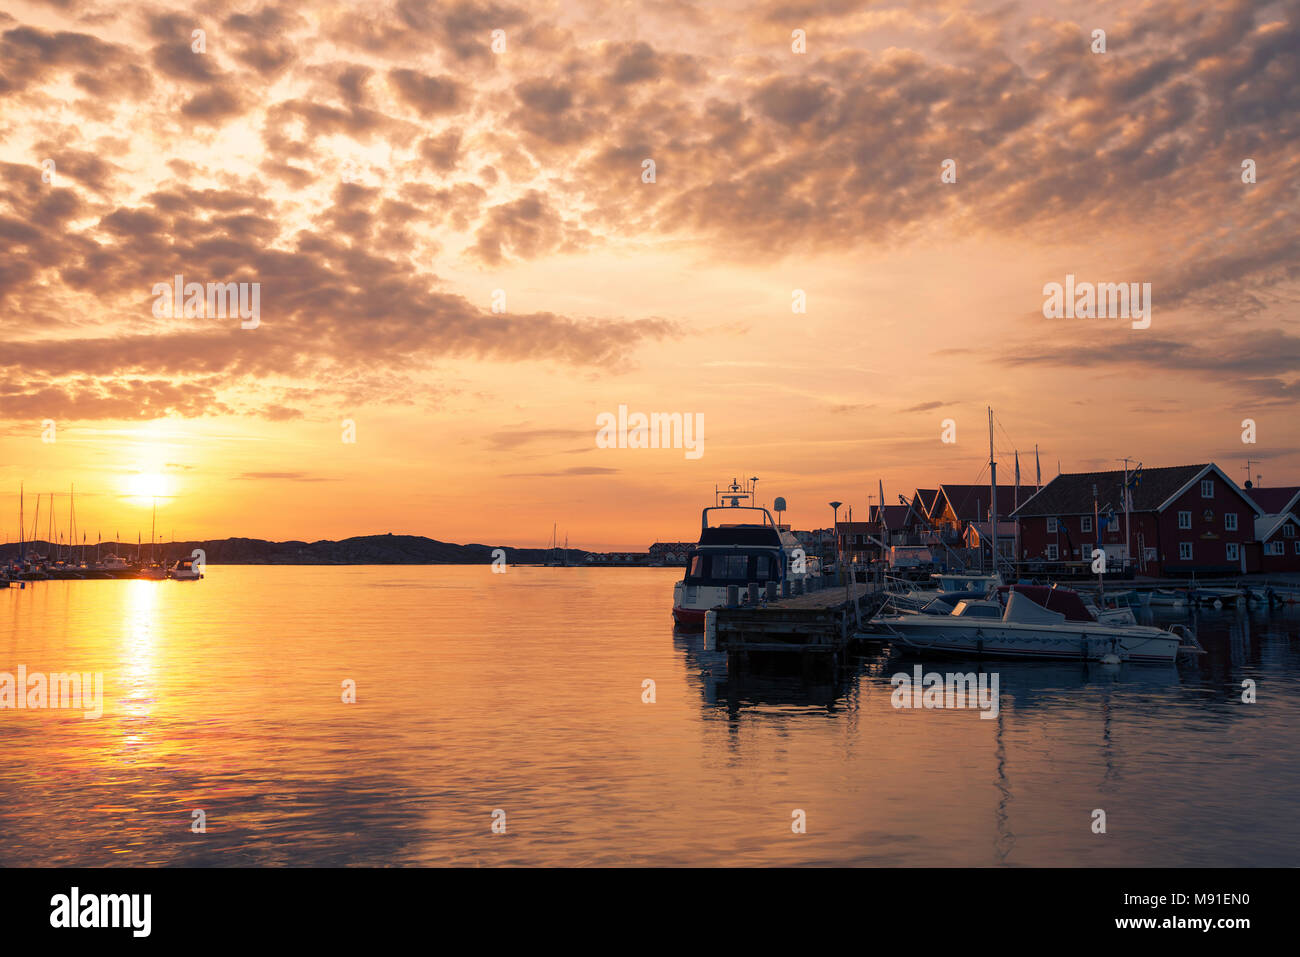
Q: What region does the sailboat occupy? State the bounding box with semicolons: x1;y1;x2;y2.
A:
138;498;166;579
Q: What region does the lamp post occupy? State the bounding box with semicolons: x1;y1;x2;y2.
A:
829;501;842;583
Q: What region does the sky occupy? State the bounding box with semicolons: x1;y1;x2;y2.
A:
1;0;1297;550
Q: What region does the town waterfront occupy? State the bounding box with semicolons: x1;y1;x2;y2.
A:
2;566;1298;867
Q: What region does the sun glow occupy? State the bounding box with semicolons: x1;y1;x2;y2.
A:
124;471;173;504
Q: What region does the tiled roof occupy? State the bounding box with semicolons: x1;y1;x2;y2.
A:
1012;464;1214;517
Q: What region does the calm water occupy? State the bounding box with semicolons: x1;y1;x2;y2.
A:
2;566;1298;867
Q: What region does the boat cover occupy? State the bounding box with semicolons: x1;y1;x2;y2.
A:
998;584;1095;621
1003;589;1067;624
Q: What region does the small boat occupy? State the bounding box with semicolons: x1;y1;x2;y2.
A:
137;563;166;580
1147;588;1188;608
1189;586;1245;608
168;558;203;581
869;584;1195;663
672;478;822;626
886;572;1002;613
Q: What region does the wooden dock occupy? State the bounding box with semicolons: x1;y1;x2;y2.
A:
710;581;888;676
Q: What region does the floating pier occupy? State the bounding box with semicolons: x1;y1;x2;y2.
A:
708;579;888;677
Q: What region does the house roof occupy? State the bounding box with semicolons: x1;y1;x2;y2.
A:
1012;463;1260;517
964;521;1017;542
1255;513;1300;541
914;488;939;515
1248;486;1300;515
867;504;911;528
935;483;1019;522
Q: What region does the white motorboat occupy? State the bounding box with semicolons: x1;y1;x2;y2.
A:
168;558;203;581
672;478;821;626
886;572;1002;613
870;585;1194;663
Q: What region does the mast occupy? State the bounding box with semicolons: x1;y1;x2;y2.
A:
1093;483;1103;598
150;497;156;564
988;407;998;577
18;483;23;568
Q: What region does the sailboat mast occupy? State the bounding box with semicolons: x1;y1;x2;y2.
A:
150;498;156;563
988;407;998;576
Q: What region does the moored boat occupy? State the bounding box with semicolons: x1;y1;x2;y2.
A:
168;558;203;581
869;584;1195;663
672;479;821;626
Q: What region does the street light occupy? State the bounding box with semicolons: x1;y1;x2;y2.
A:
829;501;842;581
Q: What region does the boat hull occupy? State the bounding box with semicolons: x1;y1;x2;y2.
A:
879;619;1181;663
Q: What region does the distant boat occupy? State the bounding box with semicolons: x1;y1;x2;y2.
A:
168;558;203;581
138;563;166;580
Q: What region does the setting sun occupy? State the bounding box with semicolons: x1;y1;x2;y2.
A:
123;471;172;505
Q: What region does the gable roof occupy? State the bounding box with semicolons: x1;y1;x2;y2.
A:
934;483;1019;522
1248;486;1300;515
913;488;939;515
1256;513;1300;541
1013;463;1261;518
868;504;911;527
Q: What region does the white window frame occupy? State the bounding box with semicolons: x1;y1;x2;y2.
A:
1178;510;1192;530
1294;541;1300;556
1284;524;1296;538
1201;479;1214;498
1269;541;1284;556
1046;517;1058;534
1046;544;1058;561
1081;515;1093;533
1224;513;1238;531
1226;543;1240;562
1179;542;1193;560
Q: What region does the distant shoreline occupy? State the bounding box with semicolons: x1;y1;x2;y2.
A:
0;533;677;566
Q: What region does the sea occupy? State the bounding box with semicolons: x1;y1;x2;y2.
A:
2;566;1297;866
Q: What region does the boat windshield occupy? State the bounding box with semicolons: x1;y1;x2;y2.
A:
952;601;1002;618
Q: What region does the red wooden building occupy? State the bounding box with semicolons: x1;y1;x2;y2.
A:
1012;463;1261;576
1249;486;1300;573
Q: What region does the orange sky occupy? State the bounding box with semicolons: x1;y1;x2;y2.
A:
2;0;1297;549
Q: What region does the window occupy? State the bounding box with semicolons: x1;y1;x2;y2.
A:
1224;513;1238;531
1285;524;1296;538
1226;543;1240;562
1046;544;1058;561
1179;542;1193;560
1178;511;1192;530
1046;517;1058;533
1295;541;1300;556
1201;479;1214;498
1081;516;1093;533
1269;541;1285;556
713;554;750;579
